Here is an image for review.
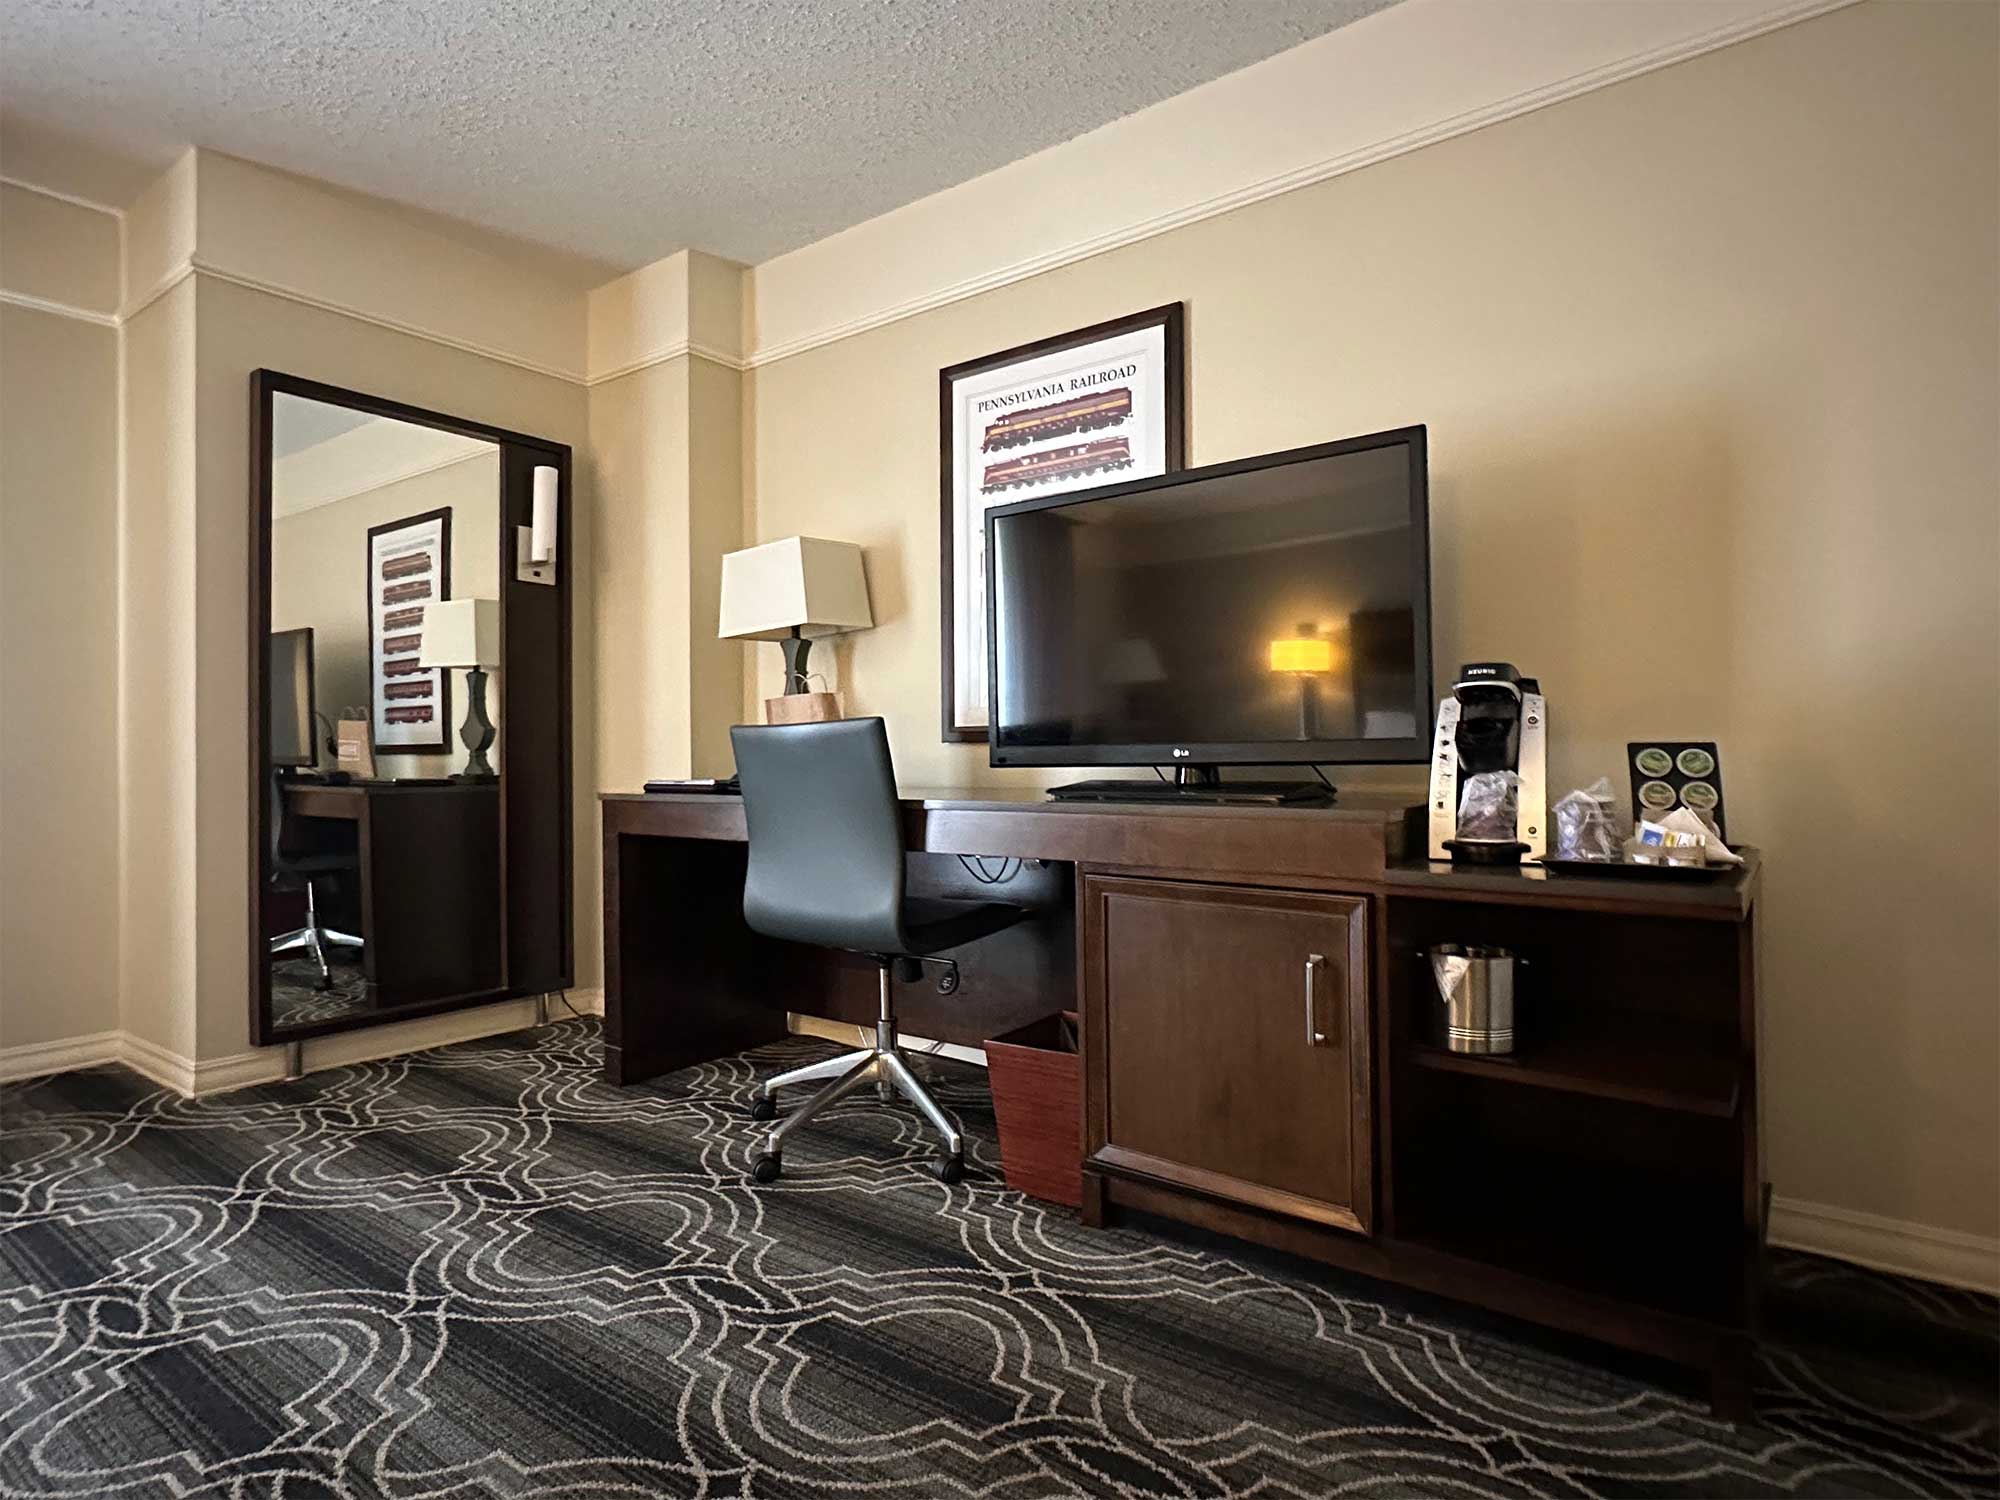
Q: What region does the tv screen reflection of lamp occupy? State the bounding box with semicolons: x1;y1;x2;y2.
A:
1270;623;1337;741
986;425;1431;779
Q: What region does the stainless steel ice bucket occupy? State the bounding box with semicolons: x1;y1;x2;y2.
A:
1427;944;1516;1054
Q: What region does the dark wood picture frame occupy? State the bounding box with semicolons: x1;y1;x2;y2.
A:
249;369;574;1047
938;302;1185;742
364;505;453;755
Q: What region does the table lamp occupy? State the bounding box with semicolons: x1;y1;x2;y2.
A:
718;537;873;720
419;598;500;779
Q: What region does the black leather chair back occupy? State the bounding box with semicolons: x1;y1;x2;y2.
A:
269;770;292;879
731;717;908;955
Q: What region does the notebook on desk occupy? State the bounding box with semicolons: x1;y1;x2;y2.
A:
644;776;741;795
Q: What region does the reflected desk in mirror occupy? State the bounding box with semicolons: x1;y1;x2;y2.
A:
268;780;503;1032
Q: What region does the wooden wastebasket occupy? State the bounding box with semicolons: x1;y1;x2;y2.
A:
983;1011;1081;1208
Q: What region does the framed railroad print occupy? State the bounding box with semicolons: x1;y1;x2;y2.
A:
939;302;1184;741
366;506;452;753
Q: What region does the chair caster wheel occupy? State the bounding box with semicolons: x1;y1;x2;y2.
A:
747;1093;777;1121
935;1154;964;1185
751;1153;783;1184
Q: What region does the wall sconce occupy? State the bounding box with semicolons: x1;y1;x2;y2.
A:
517;465;559;586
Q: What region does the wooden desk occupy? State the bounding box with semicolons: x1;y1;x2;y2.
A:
283;781;502;1007
601;787;1763;1413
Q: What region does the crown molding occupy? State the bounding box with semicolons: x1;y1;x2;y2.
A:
741;0;1859;369
106;254;591;381
586;339;748;385
190;258;589;383
0;287;119;328
21;0;1858;378
0;173;124;219
118;259;196;323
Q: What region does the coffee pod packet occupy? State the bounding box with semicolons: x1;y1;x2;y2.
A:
1551;777;1621;861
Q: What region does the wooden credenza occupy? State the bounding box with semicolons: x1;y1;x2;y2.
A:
601;788;1762;1414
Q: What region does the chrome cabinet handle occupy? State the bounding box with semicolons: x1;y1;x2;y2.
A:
1305;953;1328;1046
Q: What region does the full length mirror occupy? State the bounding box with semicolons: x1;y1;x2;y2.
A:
252;372;573;1045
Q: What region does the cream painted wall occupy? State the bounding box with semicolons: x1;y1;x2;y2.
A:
589;351;743;789
0;183;120;313
193;274;594;1062
741;2;1999;1239
1;174;123;1054
0;304;120;1050
271;449;502;779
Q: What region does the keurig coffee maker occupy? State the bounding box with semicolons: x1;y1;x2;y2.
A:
1426;662;1548;863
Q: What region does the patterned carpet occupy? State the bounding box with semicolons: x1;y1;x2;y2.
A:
1;1017;1993;1499
270;950;372;1032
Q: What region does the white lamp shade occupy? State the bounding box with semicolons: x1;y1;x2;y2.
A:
718;536;873;641
417;598;499;669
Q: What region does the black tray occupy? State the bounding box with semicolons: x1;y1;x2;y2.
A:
1540;855;1737;881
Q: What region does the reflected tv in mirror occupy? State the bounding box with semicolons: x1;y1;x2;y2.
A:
269;626;316;769
985;426;1431;768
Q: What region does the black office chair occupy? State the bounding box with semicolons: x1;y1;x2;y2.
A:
268;772;363;988
732;717;1029;1184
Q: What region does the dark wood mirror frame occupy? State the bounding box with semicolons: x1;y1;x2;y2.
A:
248;369;573;1046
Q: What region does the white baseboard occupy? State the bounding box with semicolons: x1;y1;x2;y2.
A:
116;1031;201;1093
1;991;598;1100
1770;1194;2000;1295
785;1012;988;1068
0;1030;122;1084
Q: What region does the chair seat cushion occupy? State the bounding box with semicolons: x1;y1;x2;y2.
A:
900;897;1027;955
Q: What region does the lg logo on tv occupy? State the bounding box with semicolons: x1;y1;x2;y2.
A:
1171;748;1191;758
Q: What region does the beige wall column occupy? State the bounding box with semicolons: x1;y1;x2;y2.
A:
588;250;746;787
116;155;202;1065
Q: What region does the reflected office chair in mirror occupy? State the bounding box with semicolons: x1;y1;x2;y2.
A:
731;717;1029;1184
267;773;363;990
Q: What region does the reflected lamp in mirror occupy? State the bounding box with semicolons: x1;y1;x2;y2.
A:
419;598;500;779
717;537;873;696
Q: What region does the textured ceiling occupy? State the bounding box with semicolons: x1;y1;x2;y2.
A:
1;0;1397;270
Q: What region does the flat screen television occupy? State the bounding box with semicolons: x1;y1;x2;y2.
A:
985;426;1431;775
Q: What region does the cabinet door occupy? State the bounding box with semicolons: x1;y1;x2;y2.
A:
1082;876;1371;1233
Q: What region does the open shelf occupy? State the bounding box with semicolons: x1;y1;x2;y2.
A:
1395;1194;1740;1325
1391;1097;1746;1326
1407;1030;1740;1117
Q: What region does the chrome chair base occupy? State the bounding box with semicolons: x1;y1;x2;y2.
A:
748;968;963;1183
269;878;362;988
